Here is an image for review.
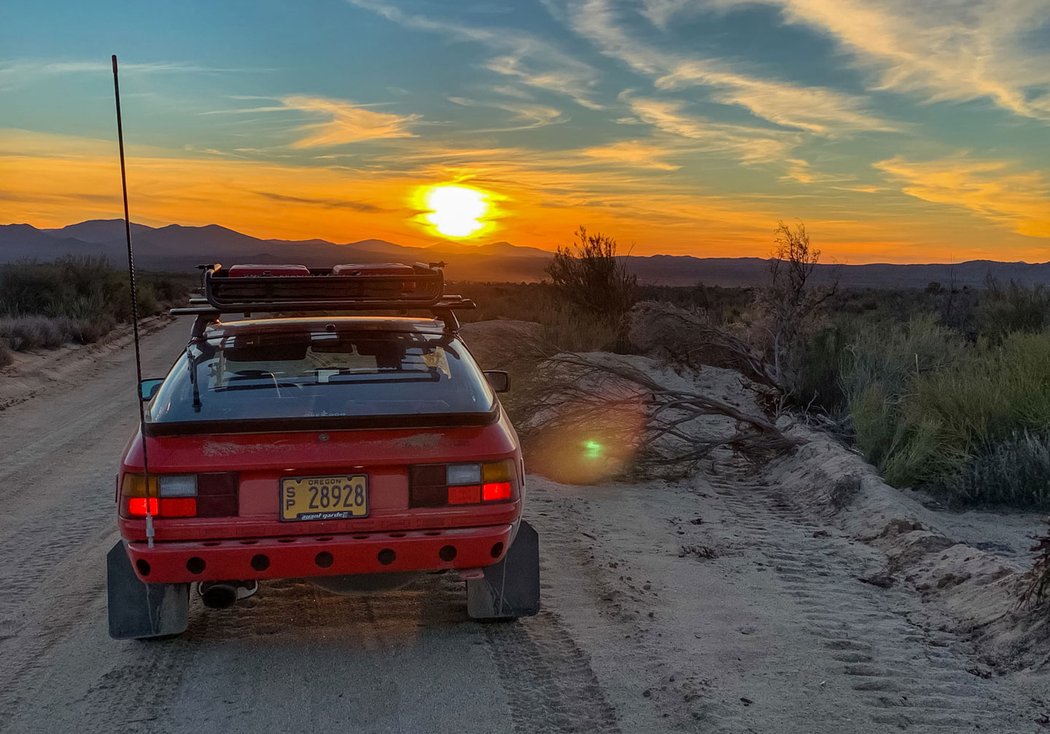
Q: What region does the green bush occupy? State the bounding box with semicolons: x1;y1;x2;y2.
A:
783;323;851;415
977;279;1050;342
0;257;186;352
843;324;1050;505
952;431;1050;508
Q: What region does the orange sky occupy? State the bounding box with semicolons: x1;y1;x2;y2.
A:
5;128;1048;264
5;1;1050;264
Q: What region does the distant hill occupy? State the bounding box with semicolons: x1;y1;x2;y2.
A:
4;219;1050;289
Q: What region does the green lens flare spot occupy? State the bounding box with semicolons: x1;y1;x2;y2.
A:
583;439;603;460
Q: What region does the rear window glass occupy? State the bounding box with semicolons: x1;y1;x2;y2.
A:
148;330;495;424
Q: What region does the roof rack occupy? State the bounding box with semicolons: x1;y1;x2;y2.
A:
171;262;476;335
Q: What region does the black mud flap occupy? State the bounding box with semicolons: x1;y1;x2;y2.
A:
107;541;189;640
467;521;540;620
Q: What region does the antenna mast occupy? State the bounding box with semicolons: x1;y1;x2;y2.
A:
112;54;154;548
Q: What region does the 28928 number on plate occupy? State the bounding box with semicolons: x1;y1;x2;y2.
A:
280;475;368;521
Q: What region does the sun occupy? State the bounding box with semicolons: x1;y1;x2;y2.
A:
422;184;489;238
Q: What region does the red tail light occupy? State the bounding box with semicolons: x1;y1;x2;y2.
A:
127;497;158;517
119;472;238;519
126;497;197;518
481;482;512;502
410;460;518;507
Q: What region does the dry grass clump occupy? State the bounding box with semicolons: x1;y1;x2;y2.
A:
0;315;76;350
0;339;12;368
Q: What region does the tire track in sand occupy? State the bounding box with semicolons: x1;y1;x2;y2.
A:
705;460;1037;733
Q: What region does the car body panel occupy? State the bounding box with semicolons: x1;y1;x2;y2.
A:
116;315;523;584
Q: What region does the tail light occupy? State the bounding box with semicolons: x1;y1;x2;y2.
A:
119;472;239;518
409;460;518;508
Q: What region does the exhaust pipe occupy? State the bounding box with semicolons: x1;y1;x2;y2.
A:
197;580;260;609
199;581;239;609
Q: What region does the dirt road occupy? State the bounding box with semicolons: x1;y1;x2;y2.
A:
0;319;1045;733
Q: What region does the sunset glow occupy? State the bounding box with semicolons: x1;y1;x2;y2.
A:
422;185;490;238
2;1;1049;262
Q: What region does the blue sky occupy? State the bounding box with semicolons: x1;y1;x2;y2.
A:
2;0;1049;261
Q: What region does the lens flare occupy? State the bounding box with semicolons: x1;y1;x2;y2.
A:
423;184;488;237
583;439;604;460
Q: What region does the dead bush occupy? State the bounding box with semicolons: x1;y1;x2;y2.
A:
546;227;637;325
625;301;777;388
1024;532;1050;608
521;352;799;483
754;221;836;397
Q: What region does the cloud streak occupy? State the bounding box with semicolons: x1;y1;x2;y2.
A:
876;154;1050;238
347;0;604;109
278;96;418;148
703;0;1050;121
0;58;257;91
624;96;799;164
553;0;899;135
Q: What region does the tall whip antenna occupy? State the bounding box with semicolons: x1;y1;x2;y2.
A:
112;54;154;548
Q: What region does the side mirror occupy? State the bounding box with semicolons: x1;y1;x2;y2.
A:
140;378;164;402
484;370;510;393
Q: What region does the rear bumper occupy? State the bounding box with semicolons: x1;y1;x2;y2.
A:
126;524;514;583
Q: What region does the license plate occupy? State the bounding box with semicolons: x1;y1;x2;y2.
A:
280;475;368;521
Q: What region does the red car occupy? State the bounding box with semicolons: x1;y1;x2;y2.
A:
107;263;539;639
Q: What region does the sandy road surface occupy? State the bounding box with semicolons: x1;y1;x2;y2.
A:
0;318;1046;733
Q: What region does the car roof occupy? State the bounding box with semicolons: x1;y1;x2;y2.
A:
203;315;448;339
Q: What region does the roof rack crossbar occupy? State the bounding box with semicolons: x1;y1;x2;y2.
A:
172;262;475;334
170;296;476;316
199;262;454;311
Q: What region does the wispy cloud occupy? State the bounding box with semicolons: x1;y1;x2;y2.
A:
705;0;1050;121
0;58;255;91
624;96;799;164
447;96;567;130
577;140;682;170
875;154;1050;238
552;0;898;135
253;191;391;214
639;0;701;29
278;96;418;148
347;0;604;109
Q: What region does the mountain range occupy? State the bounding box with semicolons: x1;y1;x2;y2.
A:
2;219;1050;289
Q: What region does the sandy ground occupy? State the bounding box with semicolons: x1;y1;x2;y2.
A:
2;318;1050;733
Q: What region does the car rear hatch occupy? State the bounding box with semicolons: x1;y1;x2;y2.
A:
118;421;522;542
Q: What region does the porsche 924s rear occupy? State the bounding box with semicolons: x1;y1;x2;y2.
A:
107;263;539;639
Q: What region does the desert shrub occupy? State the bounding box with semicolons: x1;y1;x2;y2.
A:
783;323;851;415
952;431;1050;508
844;325;1050;505
0;257;183;351
755;221;835;391
72;315;118;344
458;281;621;353
842;314;965;401
840;315;965;483
0;315;77;350
546;227;637;324
977;279;1050;342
